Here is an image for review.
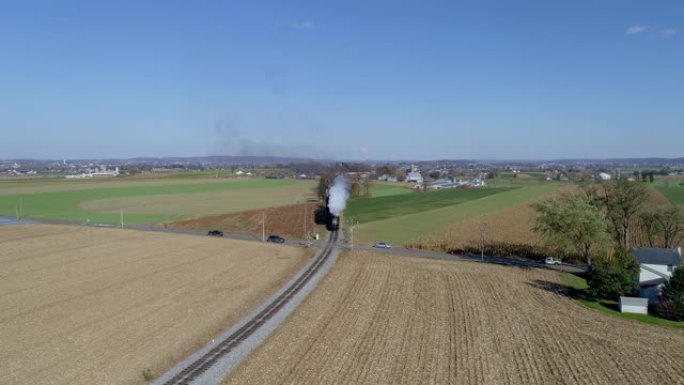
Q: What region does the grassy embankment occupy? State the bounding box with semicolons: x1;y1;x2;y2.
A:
563;273;684;330
0;179;314;224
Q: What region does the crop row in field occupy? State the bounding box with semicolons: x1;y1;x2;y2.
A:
353;185;560;246
346;187;515;224
0;224;308;385
224;251;684;385
0;179;314;224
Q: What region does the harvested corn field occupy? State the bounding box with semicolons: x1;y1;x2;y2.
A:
224;251;684;385
0;224;308;385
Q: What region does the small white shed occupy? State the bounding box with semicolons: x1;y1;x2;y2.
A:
619;296;648;315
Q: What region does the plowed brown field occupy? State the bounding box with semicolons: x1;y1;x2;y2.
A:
0;224;308;385
169;202;320;239
224;251;684;385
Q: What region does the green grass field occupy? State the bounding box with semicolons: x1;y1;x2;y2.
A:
653;178;684;206
347;187;515;224
351;184;559;245
368;183;413;198
0;179;315;224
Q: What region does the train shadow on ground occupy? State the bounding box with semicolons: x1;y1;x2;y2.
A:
313;206;328;225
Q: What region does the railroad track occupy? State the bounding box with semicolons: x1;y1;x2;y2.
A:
160;230;340;385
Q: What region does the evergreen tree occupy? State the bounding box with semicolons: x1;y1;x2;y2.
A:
657;267;684;321
587;248;639;300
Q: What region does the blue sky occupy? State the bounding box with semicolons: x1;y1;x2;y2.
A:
1;0;682;160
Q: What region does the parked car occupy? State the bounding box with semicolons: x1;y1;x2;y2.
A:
266;235;286;243
544;257;562;265
207;230;224;237
373;242;391;249
447;248;466;256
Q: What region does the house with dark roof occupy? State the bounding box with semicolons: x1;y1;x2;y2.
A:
632;246;682;304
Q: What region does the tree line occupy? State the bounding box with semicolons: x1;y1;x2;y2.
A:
534;178;684;320
535;179;684;267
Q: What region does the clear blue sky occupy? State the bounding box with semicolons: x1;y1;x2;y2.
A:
1;0;682;160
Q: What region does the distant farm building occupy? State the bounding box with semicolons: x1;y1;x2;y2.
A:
406;171;423;185
598;172;612;181
377;174;398;183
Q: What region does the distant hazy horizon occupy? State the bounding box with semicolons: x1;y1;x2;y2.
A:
3;154;684;164
1;1;682;160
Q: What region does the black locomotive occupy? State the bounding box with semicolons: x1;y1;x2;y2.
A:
326;212;340;231
324;196;340;231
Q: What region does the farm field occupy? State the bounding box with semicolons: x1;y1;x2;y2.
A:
0;175;239;195
653;178;684;206
353;184;559;246
410;186;573;254
0;224;309;385
369;182;413;198
410;183;674;258
0;178;315;224
170;202;322;240
347;187;516;224
224;251;684;385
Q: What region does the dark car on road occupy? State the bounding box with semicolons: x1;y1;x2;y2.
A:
447;248;466;256
207;230;224;237
266;235;285;243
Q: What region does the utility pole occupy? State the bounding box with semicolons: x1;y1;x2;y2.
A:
350;218;354;249
349;218;357;249
120;209;124;229
262;212;265;242
480;221;486;261
18;196;23;221
302;204;307;239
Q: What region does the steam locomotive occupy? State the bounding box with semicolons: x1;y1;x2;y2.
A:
324;197;340;232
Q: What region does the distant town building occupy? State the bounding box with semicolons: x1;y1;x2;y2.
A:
65;166;119;179
598;172;612;181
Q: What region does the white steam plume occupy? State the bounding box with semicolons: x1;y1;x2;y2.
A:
327;175;350;216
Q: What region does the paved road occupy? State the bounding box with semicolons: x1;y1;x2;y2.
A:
1;215;587;273
1;215;321;247
0;216;37;225
350;244;588;274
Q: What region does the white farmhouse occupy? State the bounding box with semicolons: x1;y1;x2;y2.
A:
598;172;612;181
633;246;682;304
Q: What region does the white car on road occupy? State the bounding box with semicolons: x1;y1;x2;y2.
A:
373;242;392;249
544;257;562;265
